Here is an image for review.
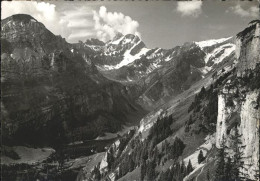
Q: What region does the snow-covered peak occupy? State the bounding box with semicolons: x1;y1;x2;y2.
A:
104;46;150;70
111;32;124;42
195;37;232;49
107;33;141;46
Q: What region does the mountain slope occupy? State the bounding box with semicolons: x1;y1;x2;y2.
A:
1;14;146;146
76;33;236;110
1;14;258;181
76;21;259;181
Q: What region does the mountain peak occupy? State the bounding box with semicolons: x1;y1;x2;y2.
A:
85;38;105;46
2;14;38;24
112;32;124;42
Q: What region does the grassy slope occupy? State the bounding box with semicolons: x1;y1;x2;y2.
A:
117;62;235;180
115;72;214;181
118;167;141;181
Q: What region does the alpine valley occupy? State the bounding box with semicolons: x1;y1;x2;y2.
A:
1;14;259;181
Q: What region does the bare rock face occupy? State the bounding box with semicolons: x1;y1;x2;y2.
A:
215;94;229;148
216;91;259;179
1;14;68;54
239;91;259;179
1;14;145;146
236;20;260;76
216;20;260;180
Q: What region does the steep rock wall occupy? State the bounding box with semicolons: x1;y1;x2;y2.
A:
239;91;259;179
236;21;260;76
216;94;229;148
216;90;259;179
216;21;260;179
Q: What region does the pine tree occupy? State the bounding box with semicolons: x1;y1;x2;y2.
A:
230;125;244;180
198;150;205;164
187;159;193;174
147;159;156;180
224;157;232;181
207;169;211;181
215;136;227;181
153;146;159;165
107;147;114;170
140;160;146;181
92;166;101;180
118;165;123;178
254;160;259;181
129;157;135;172
181;160;187;176
254;126;260;180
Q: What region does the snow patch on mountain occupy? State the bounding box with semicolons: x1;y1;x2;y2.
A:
198;43;235;75
195;37;232;49
146;48;162;59
110;35;124;45
205;43;235;64
104;45;150;70
165;55;172;62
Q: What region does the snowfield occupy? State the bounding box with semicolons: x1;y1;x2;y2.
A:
195;37;232;49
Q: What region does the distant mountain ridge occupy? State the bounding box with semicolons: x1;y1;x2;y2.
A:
77;20;260;181
73;31;236;109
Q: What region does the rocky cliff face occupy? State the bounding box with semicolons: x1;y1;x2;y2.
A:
236;20;260;76
1;14;68;54
216;90;259;179
240;91;259;179
216;20;260;180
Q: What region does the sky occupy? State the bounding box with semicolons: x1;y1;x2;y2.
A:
1;0;259;49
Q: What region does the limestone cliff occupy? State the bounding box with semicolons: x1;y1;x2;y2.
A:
216;20;260;180
240;91;259;179
236;20;260;76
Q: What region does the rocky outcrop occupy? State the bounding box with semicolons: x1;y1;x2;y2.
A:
216;94;229;148
236;20;260;76
1;14;146;146
216;90;259;180
85;38;105;46
239;91;259;179
216;20;260;180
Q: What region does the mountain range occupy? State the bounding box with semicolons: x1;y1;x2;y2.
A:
1;14;259;181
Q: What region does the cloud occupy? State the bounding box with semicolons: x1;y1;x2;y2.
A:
60;6;95;42
68;31;95;40
176;1;203;17
1;1;95;43
228;4;259;18
93;6;141;42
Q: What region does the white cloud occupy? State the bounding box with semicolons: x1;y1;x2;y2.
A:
228;4;259;18
93;6;141;42
68;31;95;40
60;6;95;42
1;1;95;43
176;1;203;17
